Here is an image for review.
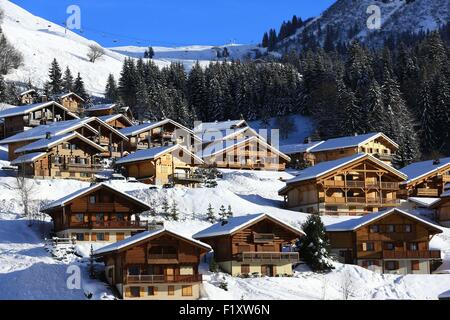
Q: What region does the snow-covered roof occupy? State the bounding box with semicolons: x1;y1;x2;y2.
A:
193;119;248;134
200;135;290;161
119;119;197;139
408;197;440;208
41;183;150;212
0;101;79;119
19;89;37;96
10;152;47;165
309;132;398;153
53;92;85;102
97;114;133;126
0;118;98;144
14;132;105;154
325;208;443;232
86;103;116;111
279;141;324;155
192;213;305;239
399;157;450;184
283;153;406;186
116;144;203;165
94;228;211;256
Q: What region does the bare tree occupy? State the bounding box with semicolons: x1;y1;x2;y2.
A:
341;269;354;300
3;175;37;226
87;44;105;63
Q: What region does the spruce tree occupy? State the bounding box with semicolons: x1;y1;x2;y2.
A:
0;75;6;102
297;215;334;272
105;73;118;102
160;197;170;219
73;73;88;101
62;67;74;92
219;205;227;221
48;58;63;95
226;205;233;218
170;200;179;221
418;81;436;153
206;204;216;223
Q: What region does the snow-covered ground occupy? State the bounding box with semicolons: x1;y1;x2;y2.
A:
0;165;450;300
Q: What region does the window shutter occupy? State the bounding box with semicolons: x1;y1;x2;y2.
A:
261;265;267;276
91;233;97;241
105;232;110;241
362;242;367;252
125;287;131;298
84;233;90;241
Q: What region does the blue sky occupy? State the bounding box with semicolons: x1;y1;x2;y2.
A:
11;0;335;47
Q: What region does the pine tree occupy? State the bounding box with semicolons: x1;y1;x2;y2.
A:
418;81;436;153
226;205;233;218
160;197;170;219
0;75;6;102
48;58;63;95
105;74;118;102
62;67;74;92
297;215;334;272
206;204;216;223
118;58;138;109
147;47;155;59
73;72;88;101
219;205;227;221
88;245;95;278
262;32;269;48
170;200;179;221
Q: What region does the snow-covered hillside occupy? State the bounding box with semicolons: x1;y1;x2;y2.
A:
0;166;450;300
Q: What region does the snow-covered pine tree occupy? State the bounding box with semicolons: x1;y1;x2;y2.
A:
219;205;227;221
170;200;179;221
48;58;63;95
62;67;74;92
118;58;138;109
364;79;385;133
187;61;207;121
73;72;88;101
227;205;233;218
297;215;334;272
160;197;170;219
0;75;6;102
206;204;216;223
105;74;118;103
418;81;436;153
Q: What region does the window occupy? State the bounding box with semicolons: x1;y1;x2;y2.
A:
116;213;125;221
385;242;395;250
129;287;140;298
75;233;84;241
116;233;125;241
411;260;420;271
404;224;412;233
89;195;96;204
409;243;418;251
167;286;174;296
182;285;193;296
128;266;140;275
385;261;398;271
70;172;76;177
362;242;375;251
80;172;91;178
386;224;395;233
95;213;104;223
71;214;84;223
241;264;250;274
147;286;156;296
369;225;379;233
96;233;105;241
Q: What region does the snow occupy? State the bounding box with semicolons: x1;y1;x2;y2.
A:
280;141;324;155
193;213;305;239
10;151;46;164
399;157;450;184
118;119;194;137
308;132;398;153
97;114;132;125
193;120;247;134
86;104;116;111
408;197;441;208
116;144;202;165
0;101;77;118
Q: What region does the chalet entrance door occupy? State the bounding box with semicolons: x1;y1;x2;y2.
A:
261;265;275;277
165;267;174;281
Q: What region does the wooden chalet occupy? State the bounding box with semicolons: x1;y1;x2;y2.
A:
0;101;79;139
93;228;211;300
52;92;85;114
11;132;105;181
279;141;324;168
326;208;442;274
430;190;450;227
85;104;134;119
193;213;304;276
41;183;151;242
119;119;200;152
18;89;42;105
399;157;450;198
98;114;134;130
306;132;398;166
279;153;407;216
115;144;204;186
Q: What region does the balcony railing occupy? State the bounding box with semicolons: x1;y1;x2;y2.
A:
148;253;178;261
126;274;202;284
253;232;275;243
373;153;394;161
323;180;399;189
323;197;400;206
441;174;450;183
69;220;148;229
169;173;203;183
416;188;439;197
382;250;441;259
238;252;299;263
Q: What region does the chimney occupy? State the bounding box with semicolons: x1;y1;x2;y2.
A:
354;132;358;136
45;132;52;140
433;159;441;165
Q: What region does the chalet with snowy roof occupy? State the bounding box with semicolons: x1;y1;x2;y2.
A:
0;117;128;161
18;89;41;105
399;158;450;198
200;135;291;171
326;208;442;275
119;119;199;152
307;132;398;166
85;103;133;119
41;183;151;242
430;190;450;227
0;101;79;139
279;153;407;216
52;92;85;114
11;132;105;180
193;119;248;135
98;114;133;130
93;228;210;300
193;213;303;277
279;141;324;168
116;144;204;186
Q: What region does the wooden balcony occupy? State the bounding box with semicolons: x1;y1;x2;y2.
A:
323;180;399;189
440;174;450;183
323;197;400;206
147;253;179;264
373;153;394;161
126;274;202;284
252;232;275;243
68;220;148;229
238;252;299;263
169;173;203;184
382;250;441;259
416;188;439;197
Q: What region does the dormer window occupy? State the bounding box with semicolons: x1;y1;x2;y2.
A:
89;195;96;204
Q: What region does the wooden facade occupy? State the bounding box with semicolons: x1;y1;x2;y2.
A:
42;183;151;242
100;114;133;130
194;214;303;276
431;194;450;227
56;93;85;115
19;89;40;105
326;209;442;275
117;145;204;186
279;154;407;216
202;136;290;171
94;229;210;300
13;134;105;181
